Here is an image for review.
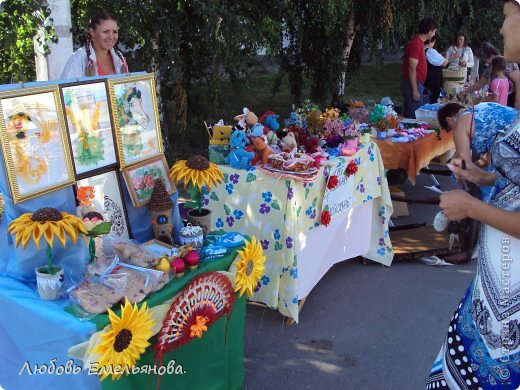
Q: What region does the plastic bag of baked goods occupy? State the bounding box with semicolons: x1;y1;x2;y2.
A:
103;236;158;268
68;278;124;316
99;261;169;304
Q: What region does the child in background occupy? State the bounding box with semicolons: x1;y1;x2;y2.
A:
487;56;510;106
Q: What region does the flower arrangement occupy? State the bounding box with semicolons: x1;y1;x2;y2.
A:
93;300;154;381
343;119;360;140
169;155;224;213
8;207;87;275
233;237;266;298
348;107;370;125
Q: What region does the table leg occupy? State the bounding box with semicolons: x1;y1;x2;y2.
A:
284;297;307;326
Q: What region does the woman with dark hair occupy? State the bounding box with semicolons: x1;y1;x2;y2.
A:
426;1;520;388
60;11;129;78
446;32;475;72
459;41;520;109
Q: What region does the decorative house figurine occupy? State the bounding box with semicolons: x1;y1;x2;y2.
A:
148;178;174;245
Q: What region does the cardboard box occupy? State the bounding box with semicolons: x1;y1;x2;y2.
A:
390;186;409;218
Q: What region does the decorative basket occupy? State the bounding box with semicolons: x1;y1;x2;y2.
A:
208;144;230;164
178;223;204;248
442;68;467;95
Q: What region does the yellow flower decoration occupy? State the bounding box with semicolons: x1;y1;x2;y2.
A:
169;155;224;191
93;300;155;381
8;207;87;250
234;237;266;298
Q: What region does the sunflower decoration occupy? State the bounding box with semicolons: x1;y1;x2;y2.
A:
232;237;266;298
92;300;155;381
8;207;87;275
169;155;224;213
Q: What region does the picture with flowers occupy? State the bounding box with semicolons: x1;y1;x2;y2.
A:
123;155;175;207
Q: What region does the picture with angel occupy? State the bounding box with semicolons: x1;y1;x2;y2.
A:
0;86;74;203
61;81;118;177
108;74;163;167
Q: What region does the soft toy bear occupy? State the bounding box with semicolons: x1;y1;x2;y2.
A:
225;129;254;169
282;132;297;151
251;136;274;166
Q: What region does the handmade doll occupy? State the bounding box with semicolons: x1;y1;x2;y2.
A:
225;129;254;169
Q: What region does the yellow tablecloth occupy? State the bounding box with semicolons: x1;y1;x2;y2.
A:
205;142;393;321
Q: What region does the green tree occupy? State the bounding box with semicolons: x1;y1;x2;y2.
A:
70;0;284;154
276;0;504;106
0;0;56;84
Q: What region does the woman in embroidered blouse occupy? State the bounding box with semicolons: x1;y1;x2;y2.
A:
446;32;475;71
60;12;129;79
426;1;520;388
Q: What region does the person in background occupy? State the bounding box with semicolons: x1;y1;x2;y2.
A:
424;36;448;103
445;32;475;75
485;56;510;106
400;17;438;118
459;42;520;109
426;1;520;388
60;11;129;79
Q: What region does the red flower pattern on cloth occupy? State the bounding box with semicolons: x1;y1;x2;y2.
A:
327;175;339;190
345;160;358;177
320;209;331;227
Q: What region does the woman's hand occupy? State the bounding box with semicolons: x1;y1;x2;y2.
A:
439;190;475;221
448;158;496;186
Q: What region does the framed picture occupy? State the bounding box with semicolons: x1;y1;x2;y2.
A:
107;73;163;168
122;155;176;208
0;85;74;203
76;170;131;239
60;80;118;179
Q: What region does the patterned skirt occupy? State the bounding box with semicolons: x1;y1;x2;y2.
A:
426;282;520;389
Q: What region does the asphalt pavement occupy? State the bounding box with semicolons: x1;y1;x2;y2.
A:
243;170;476;390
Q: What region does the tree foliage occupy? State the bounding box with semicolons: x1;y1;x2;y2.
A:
0;0;56;84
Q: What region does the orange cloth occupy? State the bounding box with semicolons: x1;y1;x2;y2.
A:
374;130;454;184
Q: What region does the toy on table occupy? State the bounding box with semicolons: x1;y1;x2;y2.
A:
225;129;254;169
251;135;274;165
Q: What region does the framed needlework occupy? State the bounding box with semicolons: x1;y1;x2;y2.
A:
76;170;131;239
107;73;163;168
60;80;118;179
122;155;176;208
0;85;74;203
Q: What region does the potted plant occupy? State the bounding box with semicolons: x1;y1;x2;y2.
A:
343;120;361;148
8;207;87;300
169;155;224;234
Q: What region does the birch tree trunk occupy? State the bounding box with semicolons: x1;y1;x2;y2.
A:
337;5;356;98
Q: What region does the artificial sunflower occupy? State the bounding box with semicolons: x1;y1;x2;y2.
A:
169;155;224;191
234;237;266;298
8;207;87;250
93;300;155;381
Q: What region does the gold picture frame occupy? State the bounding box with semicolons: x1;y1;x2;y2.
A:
60;80;119;179
0;85;75;203
107;73;163;168
122;155;176;208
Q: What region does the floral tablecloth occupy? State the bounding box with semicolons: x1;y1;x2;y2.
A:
204;142;393;321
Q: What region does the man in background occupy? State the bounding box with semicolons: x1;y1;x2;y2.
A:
401;17;438;118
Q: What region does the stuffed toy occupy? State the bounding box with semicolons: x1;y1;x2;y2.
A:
259;111;280;132
225;129;254;169
282;132;297;151
251;136;273;166
233;107;249;129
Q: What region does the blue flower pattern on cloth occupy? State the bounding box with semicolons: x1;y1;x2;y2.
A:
469;103;517;155
262;192;272;203
216;218;224;228
233;209;244;220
